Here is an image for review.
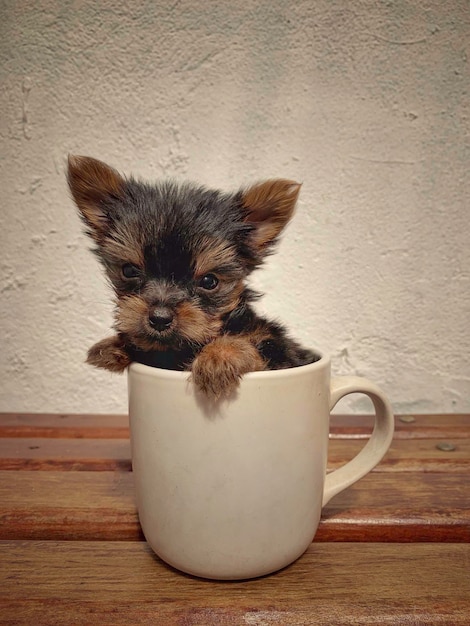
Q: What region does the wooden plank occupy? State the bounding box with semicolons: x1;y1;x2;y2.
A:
321;471;470;542
0;471;468;542
1;412;469;439
0;438;131;471
330;413;470;439
328;437;470;472
0;541;468;625
0;436;467;472
0;471;141;541
0;413;130;439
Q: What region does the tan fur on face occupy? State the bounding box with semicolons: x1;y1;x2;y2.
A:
216;279;246;317
194;238;239;277
114;296;164;351
115;295;224;351
67;155;124;241
176;301;222;344
242;179;301;250
102;225;144;268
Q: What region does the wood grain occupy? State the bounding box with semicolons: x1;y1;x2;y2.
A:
0;438;132;470
328;437;470;472
330;413;470;439
1;471;468;542
0;413;130;438
0;435;467;472
0;413;468;624
0;471;141;541
1;412;469;439
0;541;468;625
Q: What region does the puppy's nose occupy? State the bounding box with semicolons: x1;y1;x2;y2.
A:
149;307;174;331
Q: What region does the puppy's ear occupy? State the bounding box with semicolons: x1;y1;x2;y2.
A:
241;179;301;253
67;155;124;240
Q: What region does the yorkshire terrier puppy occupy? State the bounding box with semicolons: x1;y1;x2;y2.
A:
68;156;317;399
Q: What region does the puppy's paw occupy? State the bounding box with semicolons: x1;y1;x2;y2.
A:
87;336;131;372
191;336;265;400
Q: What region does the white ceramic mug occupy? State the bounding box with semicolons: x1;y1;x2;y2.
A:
128;352;394;580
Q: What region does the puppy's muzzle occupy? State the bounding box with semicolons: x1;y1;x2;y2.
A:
148;307;174;332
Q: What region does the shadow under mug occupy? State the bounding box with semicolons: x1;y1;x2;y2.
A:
128;351;394;580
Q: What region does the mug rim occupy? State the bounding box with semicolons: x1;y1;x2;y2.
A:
128;348;327;381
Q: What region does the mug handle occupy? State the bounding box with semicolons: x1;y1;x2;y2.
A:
322;376;395;506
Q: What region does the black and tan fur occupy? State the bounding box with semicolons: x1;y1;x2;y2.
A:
68;156;317;399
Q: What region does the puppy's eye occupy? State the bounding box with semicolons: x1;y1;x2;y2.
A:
198;273;219;290
122;263;141;279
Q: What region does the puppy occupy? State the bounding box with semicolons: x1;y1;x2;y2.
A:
68;156;317;399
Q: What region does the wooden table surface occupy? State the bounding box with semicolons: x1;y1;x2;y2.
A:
0;412;469;625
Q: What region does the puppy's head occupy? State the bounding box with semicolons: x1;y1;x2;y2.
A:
68;155;300;351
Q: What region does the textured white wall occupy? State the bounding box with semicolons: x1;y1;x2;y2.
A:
1;0;469;414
